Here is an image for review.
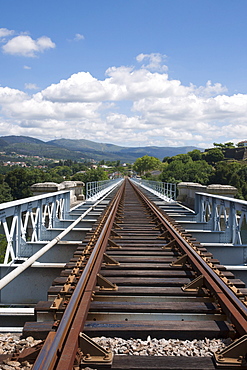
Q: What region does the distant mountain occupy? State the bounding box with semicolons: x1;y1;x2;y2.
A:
0;138;8;147
0;135;200;162
0;136;89;161
116;145;198;158
47;138;199;160
2;135;44;145
48;138;122;153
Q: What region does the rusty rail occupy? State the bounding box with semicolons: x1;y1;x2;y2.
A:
32;180;125;370
21;178;247;369
130;179;247;337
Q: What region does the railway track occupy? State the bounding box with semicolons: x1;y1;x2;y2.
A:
1;178;247;369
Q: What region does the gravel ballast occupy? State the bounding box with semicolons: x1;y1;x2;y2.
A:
93;336;231;357
0;333;232;369
0;333;41;369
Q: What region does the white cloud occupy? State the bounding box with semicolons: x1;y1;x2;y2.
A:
23;65;31;70
2;35;55;57
136;53;168;72
194;80;227;97
25;83;39;90
67;34;85;42
106;113;146;129
41;66;186;103
35;36;55;52
41;72;109;102
74;33;84;41
0;86;27;104
0;55;247;147
0;28;14;39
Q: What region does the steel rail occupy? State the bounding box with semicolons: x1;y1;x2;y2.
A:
130;179;247;337
33;180;125;370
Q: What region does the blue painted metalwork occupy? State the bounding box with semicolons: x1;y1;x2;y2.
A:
0;179;123;265
195;192;247;245
0;190;71;264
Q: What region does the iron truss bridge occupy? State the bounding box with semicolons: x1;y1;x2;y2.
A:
0;177;246;369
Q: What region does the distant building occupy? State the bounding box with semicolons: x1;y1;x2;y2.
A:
238;140;247;147
225;146;247;160
3;161;27;167
100;165;111;169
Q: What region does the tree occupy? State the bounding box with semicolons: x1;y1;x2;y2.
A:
183;160;213;184
133;155;161;176
4;167;63;200
160;159;213;185
210;161;241;185
51;166;72;179
70;163;88;175
167;154;192;164
187;149;202;161
160;160;184;182
213;142;235;149
72;168;108;183
0;234;7;263
162;156;170;163
0;183;13;203
204;148;224;165
5;168;40;199
209;161;247;199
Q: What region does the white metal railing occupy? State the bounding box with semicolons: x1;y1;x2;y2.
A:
131;178;176;202
0;190;113;290
86;178;123;200
195;192;247;245
132;179;247;246
0;190;70;264
0;179;123;264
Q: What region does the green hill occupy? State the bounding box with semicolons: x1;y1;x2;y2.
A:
47;138;198;160
48;138;122;153
0;135;200;162
2;135;44;145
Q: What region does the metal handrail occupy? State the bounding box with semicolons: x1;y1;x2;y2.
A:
0;190;71;263
195;192;247;245
131;178;176;201
0;191;112;290
86;178;123;200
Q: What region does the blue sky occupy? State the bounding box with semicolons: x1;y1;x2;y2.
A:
1;0;247;148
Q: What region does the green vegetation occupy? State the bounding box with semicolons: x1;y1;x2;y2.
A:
1;140;247;203
1;140;247;263
0;174;13;203
0;159;127;201
0;235;7;263
0;135;199;162
203;148;224;165
136;143;247;201
160;157;214;185
133;155;162;176
210;161;247;199
72;168;108;183
4;167;63;200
